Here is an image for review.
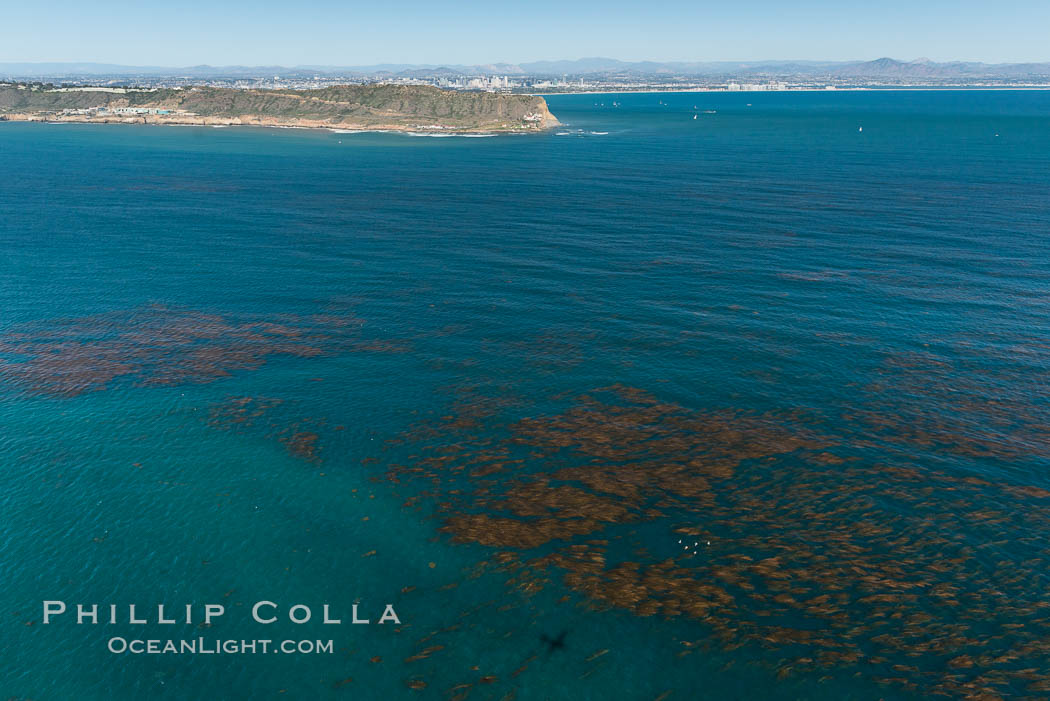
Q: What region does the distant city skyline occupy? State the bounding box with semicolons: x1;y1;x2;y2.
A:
3;0;1049;67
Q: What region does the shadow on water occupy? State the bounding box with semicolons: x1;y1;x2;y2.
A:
540;630;568;655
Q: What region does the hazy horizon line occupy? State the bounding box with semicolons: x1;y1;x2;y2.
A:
3;56;1050;69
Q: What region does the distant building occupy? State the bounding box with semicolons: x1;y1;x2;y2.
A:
108;107;171;115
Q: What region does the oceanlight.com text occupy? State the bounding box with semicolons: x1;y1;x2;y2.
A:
107;637;334;655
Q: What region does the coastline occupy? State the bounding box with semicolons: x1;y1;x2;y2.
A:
0;112;557;134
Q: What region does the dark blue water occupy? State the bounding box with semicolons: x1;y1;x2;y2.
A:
2;90;1050;700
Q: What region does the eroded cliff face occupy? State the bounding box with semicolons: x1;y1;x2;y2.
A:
528;95;560;128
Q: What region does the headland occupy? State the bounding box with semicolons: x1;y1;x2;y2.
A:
0;83;559;133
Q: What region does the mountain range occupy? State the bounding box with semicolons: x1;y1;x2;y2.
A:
3;58;1050;80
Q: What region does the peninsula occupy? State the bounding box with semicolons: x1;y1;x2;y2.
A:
0;83;559;132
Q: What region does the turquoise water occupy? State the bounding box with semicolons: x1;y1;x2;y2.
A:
2;90;1050;700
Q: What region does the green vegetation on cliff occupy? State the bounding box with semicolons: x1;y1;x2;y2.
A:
0;83;558;130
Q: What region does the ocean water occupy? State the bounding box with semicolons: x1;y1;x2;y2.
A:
2;90;1050;700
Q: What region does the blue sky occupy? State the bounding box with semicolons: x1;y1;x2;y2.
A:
3;0;1048;65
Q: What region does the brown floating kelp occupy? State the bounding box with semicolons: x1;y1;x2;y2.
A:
10;302;1050;698
0;304;396;397
384;384;1050;699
